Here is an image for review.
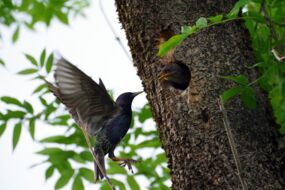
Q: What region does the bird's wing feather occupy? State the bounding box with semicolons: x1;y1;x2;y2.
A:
50;58;119;135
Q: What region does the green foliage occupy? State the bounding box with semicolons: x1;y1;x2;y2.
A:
0;58;5;67
243;0;285;133
72;174;84;190
29;118;36;139
46;53;54;73
0;123;7;137
0;50;170;190
158;33;188;57
221;75;256;109
209;15;223;23
158;26;197;57
196;17;208;28
127;176;140;190
1;96;23;107
0;0;89;28
13;122;22;150
0;0;89;66
79;168;94;183
45;165;55;180
227;0;249;18
25;54;38;66
17;68;38;75
12;25;20;43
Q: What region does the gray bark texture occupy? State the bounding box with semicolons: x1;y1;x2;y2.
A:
115;0;285;189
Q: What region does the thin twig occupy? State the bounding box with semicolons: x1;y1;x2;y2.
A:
98;0;132;61
272;49;285;62
261;1;278;44
76;110;116;190
218;98;248;190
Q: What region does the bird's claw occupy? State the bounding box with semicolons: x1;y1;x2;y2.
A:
118;159;139;173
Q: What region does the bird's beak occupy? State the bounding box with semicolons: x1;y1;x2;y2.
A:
132;91;143;97
158;71;174;81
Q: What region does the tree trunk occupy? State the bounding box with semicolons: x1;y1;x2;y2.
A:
115;0;284;189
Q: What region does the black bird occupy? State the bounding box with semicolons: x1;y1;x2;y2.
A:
158;60;191;90
47;58;142;182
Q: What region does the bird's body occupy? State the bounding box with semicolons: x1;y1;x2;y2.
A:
93;93;137;180
47;58;141;182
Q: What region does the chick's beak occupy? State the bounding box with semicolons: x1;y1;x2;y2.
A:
158;71;174;81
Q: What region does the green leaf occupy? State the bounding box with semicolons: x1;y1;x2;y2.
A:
0;123;7;137
241;86;256;109
1;96;22;107
37;147;63;155
46;53;54;73
53;161;74;175
220;75;248;85
158;33;188;57
79;168;94;183
221;86;242;103
40;135;67;143
180;25;197;35
138;104;152;123
127;176;140;190
39;97;48;106
154;153;167;165
55;173;73;189
0;58;5;67
13;123;22;150
45;165;55;180
72;174;84;190
196;17;208;28
29;118;35;139
227;0;249;18
23;101;34;113
158;25;198;57
111;178;126;190
12;26;20;43
49;151;76;164
100;183;111;190
40;49;46;67
33;83;47;94
209;15;223;23
56;11;69;24
79;151;93;161
5;110;26;119
72;154;86;164
25;54;38;66
17;68;38;75
107;161;127;174
137;139;160;148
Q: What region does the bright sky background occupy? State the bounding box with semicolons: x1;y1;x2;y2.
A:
0;1;148;189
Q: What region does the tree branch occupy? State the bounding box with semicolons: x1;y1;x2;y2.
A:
76;110;116;190
218;98;248;190
98;0;132;61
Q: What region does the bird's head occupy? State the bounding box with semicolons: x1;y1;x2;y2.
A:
158;61;191;90
116;91;143;110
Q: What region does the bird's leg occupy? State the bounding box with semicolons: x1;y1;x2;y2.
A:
110;156;139;173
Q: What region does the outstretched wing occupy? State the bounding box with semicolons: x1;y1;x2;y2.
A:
48;58;119;135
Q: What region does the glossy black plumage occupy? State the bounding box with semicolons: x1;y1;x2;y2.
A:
47;58;141;182
159;60;191;90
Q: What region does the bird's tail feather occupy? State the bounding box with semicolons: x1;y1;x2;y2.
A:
94;149;105;182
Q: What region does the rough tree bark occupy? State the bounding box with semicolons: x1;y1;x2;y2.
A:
115;0;284;189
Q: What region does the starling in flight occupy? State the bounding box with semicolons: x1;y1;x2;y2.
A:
47;58;142;182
